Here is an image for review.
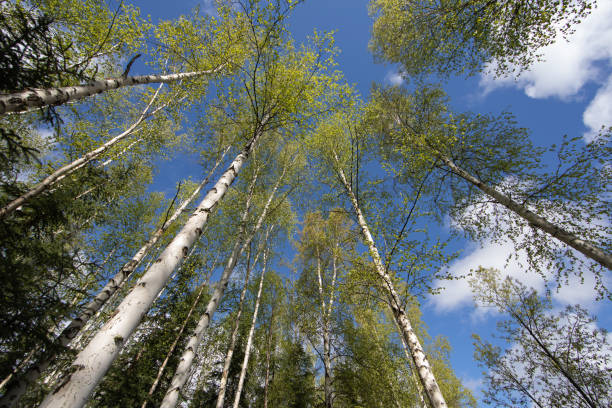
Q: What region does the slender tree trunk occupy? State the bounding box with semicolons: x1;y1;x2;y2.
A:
140;283;207;408
333;150;448;408
39;126;263;408
215;245;263;408
0;65;224;115
160;165;285;408
232;248;268;408
0;84;168;219
263;303;275;408
393;317;428;408
315;244;336;408
438;155;612;270
0;146;229;408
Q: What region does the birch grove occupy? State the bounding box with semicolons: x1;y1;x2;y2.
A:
332;150;449;408
38;126;264;408
214;244;261;408
232;246;269;408
2;1;609;407
160;166;285;408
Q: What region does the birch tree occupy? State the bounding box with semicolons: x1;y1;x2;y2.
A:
369;0;595;77
0;145;229;407
470;267;611;407
0;68;225;116
307;111;450;408
231;246;270;408
38;119;265;408
88;251;215;408
295;211;356;408
369;86;611;294
215;243;262;408
160;152;287;407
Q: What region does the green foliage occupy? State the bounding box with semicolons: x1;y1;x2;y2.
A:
369;0;595;77
267;340;316;408
470;267;611;407
369;84;611;297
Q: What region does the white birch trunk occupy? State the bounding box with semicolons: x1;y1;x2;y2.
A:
393;317;428;408
160;167;284;408
0;84;167;219
315;245;336;408
0;146;229;408
231;248;268;408
0;66;223;115
38;127;263;408
439;155;612;270
215;245;263;408
140;282;207;408
333;150;448;408
263;303;275;408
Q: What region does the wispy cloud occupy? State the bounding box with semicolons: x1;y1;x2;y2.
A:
385;70;404;86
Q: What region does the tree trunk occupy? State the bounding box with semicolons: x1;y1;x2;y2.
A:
393;317;428;408
315;244;336;408
38;125;263;408
0;146;229;408
333;150;448;408
0;84;168;219
0;65;224;115
140;282;207;408
214;244;263;408
232;248;268;408
263;302;276;408
160;166;285;408
439;155;612;270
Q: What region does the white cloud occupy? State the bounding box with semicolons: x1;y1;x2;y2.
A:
431;239;547;312
461;375;483;398
479;1;612;139
583;73;612;141
430;196;609;314
385;70;404;86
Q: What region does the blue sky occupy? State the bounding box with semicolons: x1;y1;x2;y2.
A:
129;0;611;403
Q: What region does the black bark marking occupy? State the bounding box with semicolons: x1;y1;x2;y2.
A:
182;246;189;257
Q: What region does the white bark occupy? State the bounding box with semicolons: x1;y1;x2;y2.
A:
0;146;229;408
263;303;275;408
439;155;612;270
333;150;448;408
0;66;224;115
215;245;263;408
0;84;167;219
394;317;428;408
39;127;263;408
232;248;268;408
315;244;336;408
160;165;285;408
140;282;207;408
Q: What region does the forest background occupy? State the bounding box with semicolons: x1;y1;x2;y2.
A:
0;0;610;407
